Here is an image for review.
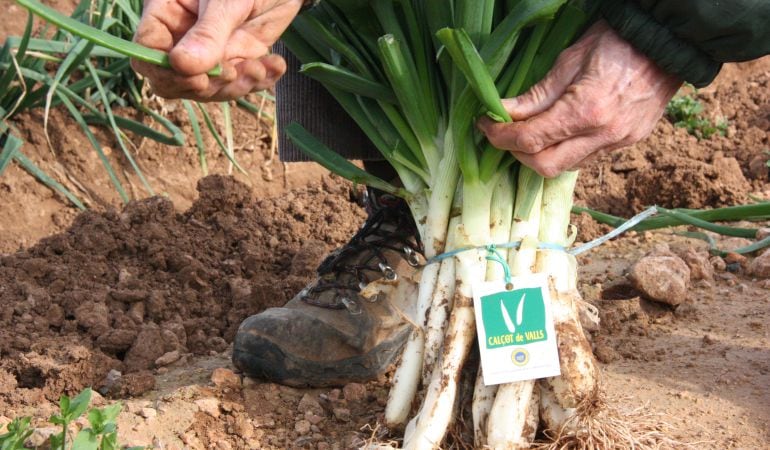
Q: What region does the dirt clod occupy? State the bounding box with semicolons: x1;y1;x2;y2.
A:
195;398;221;418
0;175;363;409
342;383;367;402
211;368;241;388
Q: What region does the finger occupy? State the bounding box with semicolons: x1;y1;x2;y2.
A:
480;89;600;154
131;60;211;99
137;0;198;46
231;1;305;54
134;15;174;51
170;0;254;75
510;132;614;178
502;47;584;121
199;54;287;101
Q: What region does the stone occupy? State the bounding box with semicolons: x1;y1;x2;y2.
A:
298;393;323;415
0;415;10;433
100;369;123;394
305;411;324;425
724;252;747;267
195;398;221;418
215;441;233;450
155;350;181;367
629;254;690;306
25;427;59;447
333;407;351;422
748;249;770;279
233;416;254;440
294;419;312;435
757;228;770;241
140;407;157;419
681;250;714;281
254;416;275;428
342;383;367;402
710;256;727;272
211;368;241;388
720;237;753;252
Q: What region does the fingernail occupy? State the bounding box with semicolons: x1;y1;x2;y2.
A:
501;98;518;109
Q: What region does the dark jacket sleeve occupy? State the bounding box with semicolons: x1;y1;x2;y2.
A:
601;0;770;87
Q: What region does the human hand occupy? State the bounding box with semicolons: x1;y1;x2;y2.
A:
478;20;682;178
132;0;303;101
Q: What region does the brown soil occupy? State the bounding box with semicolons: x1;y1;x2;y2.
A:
0;175;364;407
2;8;770;449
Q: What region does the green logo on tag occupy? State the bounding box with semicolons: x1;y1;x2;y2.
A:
481;287;547;349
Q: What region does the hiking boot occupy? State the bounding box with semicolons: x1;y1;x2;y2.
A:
232;190;422;387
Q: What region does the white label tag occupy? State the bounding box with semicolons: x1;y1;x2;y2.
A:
472;273;561;386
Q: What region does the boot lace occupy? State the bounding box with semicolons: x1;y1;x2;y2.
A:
301;201;422;310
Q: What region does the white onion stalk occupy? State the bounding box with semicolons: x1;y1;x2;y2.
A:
484;167;543;449
471;171;514;447
539;379;575;433
404;180;493;449
421;216;460;386
535;172;598;427
472;367;497;449
385;159;459;426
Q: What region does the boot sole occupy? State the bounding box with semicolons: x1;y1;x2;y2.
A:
232;326;410;388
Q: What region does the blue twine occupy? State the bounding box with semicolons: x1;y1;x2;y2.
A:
423;206;658;266
484;245;512;285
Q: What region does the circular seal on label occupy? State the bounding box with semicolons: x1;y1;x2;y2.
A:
511;348;529;366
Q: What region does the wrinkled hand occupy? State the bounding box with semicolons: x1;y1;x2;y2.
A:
132;0;303;101
478;20;682;178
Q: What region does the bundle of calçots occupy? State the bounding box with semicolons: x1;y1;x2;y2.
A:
284;0;602;448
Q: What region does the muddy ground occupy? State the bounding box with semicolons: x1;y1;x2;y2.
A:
1;6;770;448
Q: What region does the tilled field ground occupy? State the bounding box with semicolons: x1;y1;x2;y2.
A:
1;9;769;448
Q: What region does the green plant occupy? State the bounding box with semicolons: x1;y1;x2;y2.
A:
1;0;274;208
0;417;33;450
0;388;144;450
665;87;728;139
280;0;609;447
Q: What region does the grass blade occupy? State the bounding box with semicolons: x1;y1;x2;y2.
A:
14;152;85;209
84;60;155;195
300;62;396;103
0;131;23;176
196;102;248;175
236;98;274;122
222;101;235;175
16;0;222;76
0;12;33;97
57;92;129;202
182;100;208;175
286;122;405;197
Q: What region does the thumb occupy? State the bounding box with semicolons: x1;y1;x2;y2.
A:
169;0;253;75
503;55;581;121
